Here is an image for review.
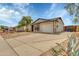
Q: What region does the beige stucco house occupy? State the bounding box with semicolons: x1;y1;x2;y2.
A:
15;25;32;32
15;26;25;32
32;17;64;33
27;24;32;32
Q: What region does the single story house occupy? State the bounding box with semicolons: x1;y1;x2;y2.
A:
15;25;32;32
64;25;79;32
15;26;26;32
27;24;32;32
32;17;64;33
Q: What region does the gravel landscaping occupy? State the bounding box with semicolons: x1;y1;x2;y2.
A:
41;32;79;56
0;32;32;39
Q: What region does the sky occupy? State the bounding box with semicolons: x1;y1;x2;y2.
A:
0;3;73;27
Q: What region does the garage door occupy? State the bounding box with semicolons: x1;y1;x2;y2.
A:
39;23;53;33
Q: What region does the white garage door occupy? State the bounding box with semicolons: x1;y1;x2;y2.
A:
39;23;53;33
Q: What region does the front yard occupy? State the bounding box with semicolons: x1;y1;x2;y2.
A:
0;32;72;56
0;32;32;39
41;32;79;56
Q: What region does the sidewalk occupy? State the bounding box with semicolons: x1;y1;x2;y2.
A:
0;35;17;56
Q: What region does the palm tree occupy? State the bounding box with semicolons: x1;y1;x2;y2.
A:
65;3;79;23
18;16;32;31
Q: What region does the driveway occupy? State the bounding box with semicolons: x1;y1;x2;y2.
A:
0;32;72;56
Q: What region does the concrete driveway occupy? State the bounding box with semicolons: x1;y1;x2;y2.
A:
0;32;71;56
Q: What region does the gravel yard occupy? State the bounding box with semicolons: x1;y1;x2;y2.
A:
1;32;32;39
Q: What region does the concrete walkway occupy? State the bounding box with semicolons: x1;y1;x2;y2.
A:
0;32;72;56
0;36;17;56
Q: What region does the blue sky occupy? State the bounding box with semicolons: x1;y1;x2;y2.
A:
0;3;73;27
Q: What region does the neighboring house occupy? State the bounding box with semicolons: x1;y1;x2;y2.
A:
64;25;79;32
8;27;16;32
27;24;32;32
15;26;25;32
15;25;32;32
32;17;64;33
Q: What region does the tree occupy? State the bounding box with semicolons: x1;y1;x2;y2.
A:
65;3;79;23
73;17;78;24
0;25;8;29
0;25;4;29
18;16;32;31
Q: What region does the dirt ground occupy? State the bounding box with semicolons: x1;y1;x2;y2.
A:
0;32;32;39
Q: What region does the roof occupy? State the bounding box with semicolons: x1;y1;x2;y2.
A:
32;17;64;25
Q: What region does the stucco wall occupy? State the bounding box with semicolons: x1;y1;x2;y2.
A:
56;19;64;32
76;26;79;32
27;25;32;31
16;26;25;32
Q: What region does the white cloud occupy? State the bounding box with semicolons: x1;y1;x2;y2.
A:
12;3;30;15
54;9;68;17
0;8;11;22
49;4;57;11
44;4;70;19
46;8;68;19
0;3;31;26
45;4;57;14
13;3;30;8
0;7;14;18
15;11;20;15
0;7;21;24
9;10;15;13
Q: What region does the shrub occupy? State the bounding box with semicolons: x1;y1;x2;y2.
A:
51;34;79;56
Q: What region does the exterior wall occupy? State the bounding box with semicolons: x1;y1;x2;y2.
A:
16;26;25;32
27;25;32;32
64;26;76;32
15;25;32;32
76;26;79;32
53;21;58;32
56;19;64;32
